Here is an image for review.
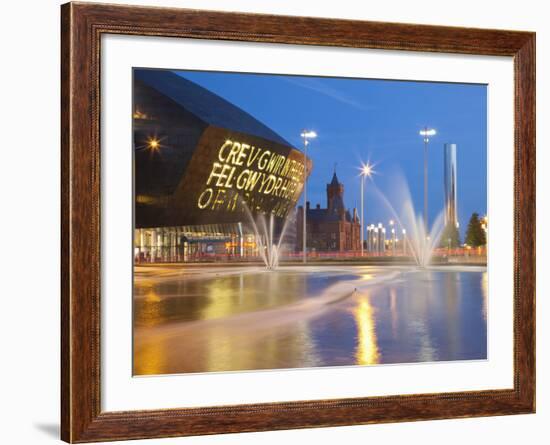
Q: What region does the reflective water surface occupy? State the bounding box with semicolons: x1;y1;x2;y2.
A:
133;265;487;375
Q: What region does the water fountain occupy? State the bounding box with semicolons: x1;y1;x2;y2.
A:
398;200;445;268
239;172;446;270
240;199;293;269
371;174;446;268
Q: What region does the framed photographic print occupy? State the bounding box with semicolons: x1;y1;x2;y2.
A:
61;2;535;442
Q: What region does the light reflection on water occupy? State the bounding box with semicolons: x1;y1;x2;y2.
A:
133;267;487;375
353;297;380;365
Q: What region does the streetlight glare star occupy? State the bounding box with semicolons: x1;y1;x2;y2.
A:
360;162;375;178
147;137;160;150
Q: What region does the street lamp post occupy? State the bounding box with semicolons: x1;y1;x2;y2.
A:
301;130;317;263
360;163;373;257
419;127;436;232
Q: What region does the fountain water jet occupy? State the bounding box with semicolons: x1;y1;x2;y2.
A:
240;200;293;270
371;174;446;268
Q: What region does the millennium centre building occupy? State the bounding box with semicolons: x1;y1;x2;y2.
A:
133;69;310;262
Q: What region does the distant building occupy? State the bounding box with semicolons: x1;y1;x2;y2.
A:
296;172;361;253
444;143;459;228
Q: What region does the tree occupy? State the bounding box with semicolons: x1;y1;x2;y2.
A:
440;222;461;248
464;212;487;247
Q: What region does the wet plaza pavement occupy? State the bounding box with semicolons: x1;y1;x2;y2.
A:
133;265;487;375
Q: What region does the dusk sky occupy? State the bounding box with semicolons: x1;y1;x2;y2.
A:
176;70;487;237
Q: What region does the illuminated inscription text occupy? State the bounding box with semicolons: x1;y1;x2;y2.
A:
197;139;307;218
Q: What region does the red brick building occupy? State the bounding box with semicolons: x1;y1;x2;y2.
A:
297;172;361;253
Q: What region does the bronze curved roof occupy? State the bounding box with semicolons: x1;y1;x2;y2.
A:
134;69;291;146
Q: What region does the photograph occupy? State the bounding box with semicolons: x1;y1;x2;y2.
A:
1;0;542;442
132;68;488;376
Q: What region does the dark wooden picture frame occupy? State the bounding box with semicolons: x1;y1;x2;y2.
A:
61;2;535;442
